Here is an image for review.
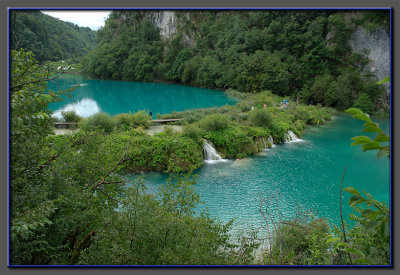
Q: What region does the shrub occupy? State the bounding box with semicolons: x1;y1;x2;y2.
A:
292;105;332;125
205;126;256;158
114;113;133;130
239;112;249;122
270;119;291;143
238;101;252;112
114;111;151;130
61;110;81;123
249;108;273;128
198;114;231;132
163;126;174;136
259;218;331;265
80;112;116;133
226;88;247;100
294;120;306;132
254;91;277;107
132;110;151;128
182;124;204;144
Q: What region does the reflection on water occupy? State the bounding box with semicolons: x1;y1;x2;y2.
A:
48;74;237;118
52;98;100;119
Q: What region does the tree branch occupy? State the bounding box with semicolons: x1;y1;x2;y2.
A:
11;70;66;92
91;158;130;191
68;230;95;265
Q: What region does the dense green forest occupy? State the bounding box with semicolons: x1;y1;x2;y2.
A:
82;10;388;113
10;10;97;62
9;10;390;266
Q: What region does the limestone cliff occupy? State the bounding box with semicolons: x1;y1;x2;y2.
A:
145;11;195;46
349;26;390;105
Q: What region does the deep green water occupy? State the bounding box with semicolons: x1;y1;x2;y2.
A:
47;74;237;118
135;114;390;235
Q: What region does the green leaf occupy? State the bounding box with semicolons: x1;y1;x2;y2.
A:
349;195;367;206
327;237;340;243
353;113;371;122
377;75;390;85
362;125;382;133
374;133;390;143
343;187;360;196
345;108;362;115
351;136;371;146
362;141;381;152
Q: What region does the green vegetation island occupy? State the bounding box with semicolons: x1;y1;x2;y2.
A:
10;10;390;266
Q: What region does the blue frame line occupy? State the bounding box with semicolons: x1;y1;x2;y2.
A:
7;7;393;268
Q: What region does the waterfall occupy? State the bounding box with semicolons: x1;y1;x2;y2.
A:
284;130;303;143
262;137;267;150
267;135;275;148
203;140;228;163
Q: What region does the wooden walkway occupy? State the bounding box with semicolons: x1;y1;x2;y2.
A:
151;118;183;124
54;122;78;128
54;119;183;128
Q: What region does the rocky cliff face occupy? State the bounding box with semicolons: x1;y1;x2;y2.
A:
349;26;390;106
146;11;195;46
349;27;390;82
147;11;178;38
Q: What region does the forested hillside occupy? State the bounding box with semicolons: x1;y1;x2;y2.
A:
82;10;388;112
10;10;97;62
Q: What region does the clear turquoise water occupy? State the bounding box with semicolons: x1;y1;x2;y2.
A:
135;114;390;234
47;74;390;234
47;74;237;118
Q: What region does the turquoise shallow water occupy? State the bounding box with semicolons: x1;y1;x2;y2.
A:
47;74;237;118
134;114;390;235
47;74;390;235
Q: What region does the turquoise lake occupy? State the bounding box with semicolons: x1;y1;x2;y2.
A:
47;74;237;118
48;74;390;236
134;114;390;236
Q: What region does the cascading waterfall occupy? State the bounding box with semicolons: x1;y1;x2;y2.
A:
268;135;275;148
284;130;303;143
203;140;228;163
262;137;267;150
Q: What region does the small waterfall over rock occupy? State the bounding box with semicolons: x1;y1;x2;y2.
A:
267;135;275;148
203;140;228;163
262;137;267;150
284;130;303;143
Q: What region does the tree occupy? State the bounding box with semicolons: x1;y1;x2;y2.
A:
353;93;374;114
11;11;96;62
